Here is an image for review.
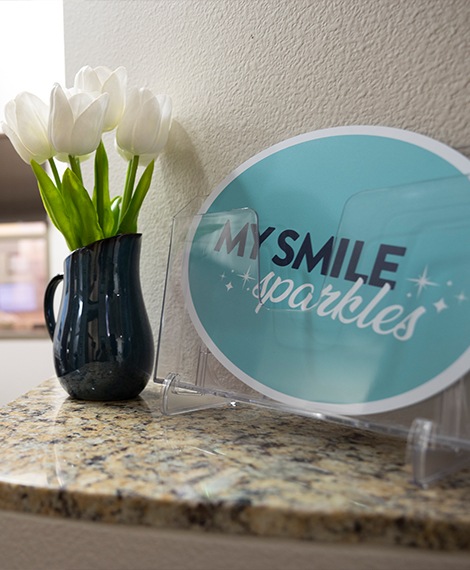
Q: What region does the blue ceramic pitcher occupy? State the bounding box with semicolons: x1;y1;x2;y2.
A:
44;234;154;401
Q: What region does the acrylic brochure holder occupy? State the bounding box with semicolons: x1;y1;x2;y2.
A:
154;174;470;487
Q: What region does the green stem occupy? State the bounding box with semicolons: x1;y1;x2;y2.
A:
120;155;139;223
48;158;62;192
68;155;83;184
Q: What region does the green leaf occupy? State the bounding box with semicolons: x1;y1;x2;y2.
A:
110;196;122;236
62;169;104;247
93;141;114;237
30;161;79;250
120;155;140;225
118;160;154;234
68;155;83;184
48;158;62;192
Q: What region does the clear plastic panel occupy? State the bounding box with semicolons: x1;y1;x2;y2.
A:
155;176;470;485
156;199;265;399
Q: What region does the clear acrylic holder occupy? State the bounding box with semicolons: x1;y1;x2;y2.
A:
155;175;470;487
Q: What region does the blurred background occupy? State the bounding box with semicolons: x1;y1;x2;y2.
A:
0;0;67;404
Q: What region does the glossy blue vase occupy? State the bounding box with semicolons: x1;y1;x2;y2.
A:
44;234;154;401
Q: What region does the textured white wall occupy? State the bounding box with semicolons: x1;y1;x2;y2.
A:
63;0;470;339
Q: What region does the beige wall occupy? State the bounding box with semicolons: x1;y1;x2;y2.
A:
63;0;470;339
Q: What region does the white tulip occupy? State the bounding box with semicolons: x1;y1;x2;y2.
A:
1;92;54;164
74;65;127;131
49;84;109;159
116;88;172;165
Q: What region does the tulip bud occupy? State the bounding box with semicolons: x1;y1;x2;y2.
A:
1;92;54;164
49;84;109;159
116;88;172;165
74;65;127;131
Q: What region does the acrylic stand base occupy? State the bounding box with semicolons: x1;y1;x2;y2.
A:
155;176;470;487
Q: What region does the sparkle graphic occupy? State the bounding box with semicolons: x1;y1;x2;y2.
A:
407;266;439;297
237;266;256;289
447;280;453;287
220;272;226;280
456;291;468;303
225;282;233;292
433;298;448;313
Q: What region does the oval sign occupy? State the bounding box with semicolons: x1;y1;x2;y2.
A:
184;126;470;415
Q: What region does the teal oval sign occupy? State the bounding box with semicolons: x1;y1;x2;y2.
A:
185;127;470;414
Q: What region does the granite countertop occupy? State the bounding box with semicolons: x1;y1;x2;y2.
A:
0;378;469;551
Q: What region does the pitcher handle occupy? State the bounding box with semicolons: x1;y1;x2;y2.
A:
44;274;64;340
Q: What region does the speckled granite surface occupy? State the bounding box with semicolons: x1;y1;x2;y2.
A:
0;378;469;551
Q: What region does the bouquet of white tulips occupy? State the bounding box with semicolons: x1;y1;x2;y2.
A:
1;66;172;251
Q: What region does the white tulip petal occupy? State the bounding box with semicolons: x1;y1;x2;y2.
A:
69;91;98;118
139;88;154;104
73;66;87;89
17;92;48;125
116;88;139;153
116;86;171;161
123;87;140;111
155;95;172;152
95;66;113;83
139;153;158;167
4;100;19;130
158;94;172;116
74;65;101;92
15;94;52;157
49;84;108;157
102;75;126;130
115;139;133;162
132;98;161;155
103;70;126;97
2;92;53;164
54;152;71;163
69;93;108;156
2;122;34;163
49;84;75;153
72;66;127;132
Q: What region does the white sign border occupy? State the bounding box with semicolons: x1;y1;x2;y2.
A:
183;126;470;415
